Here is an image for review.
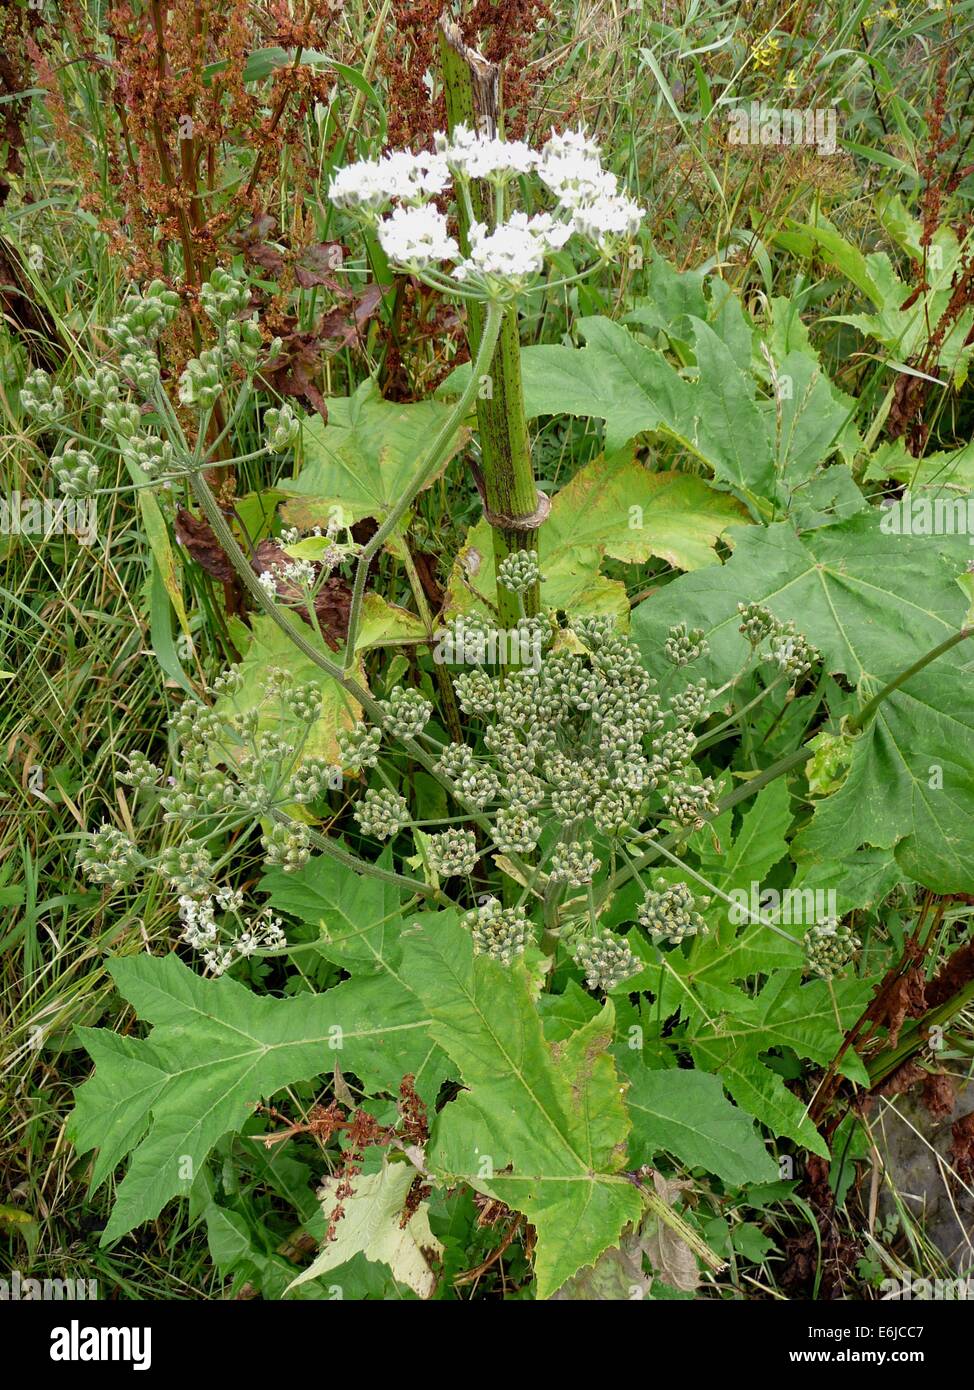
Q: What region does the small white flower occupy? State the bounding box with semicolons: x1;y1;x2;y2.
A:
258;570;279;598
541;127;604;163
522;211;574;251
328;150;451;214
280;558;316;587
377;204;459;268
381;149;451;202
455;212;562;284
573;192;644;248
328;159;390;213
539;153;618;212
435;124;537;180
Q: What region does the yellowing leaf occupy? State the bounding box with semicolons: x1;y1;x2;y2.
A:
287;1163;442;1299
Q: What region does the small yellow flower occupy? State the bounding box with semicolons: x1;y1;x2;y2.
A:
783;67;799;91
751;34;781;72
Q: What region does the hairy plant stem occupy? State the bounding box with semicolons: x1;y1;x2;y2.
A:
846;625;973;732
438;14;542;627
341;300;504;668
188;443;538;891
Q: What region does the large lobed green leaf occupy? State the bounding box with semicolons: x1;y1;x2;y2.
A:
69;949;439;1245
399;913;643;1299
445;450;748;624
632;511;974;892
281;378;468;532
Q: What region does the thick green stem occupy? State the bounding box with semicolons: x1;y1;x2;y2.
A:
437;12;543;626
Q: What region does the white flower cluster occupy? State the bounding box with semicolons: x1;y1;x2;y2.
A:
177;891;286;976
327;124;643;292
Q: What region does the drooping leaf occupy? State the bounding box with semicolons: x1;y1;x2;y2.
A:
446;451;747;624
443;315;775;510
213;614;362;769
281;378;469;531
615;1062;777;1186
287;1162;442;1299
399;913;643;1299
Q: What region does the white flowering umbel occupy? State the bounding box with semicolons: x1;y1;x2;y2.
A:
327;123;644;302
178;892;286;977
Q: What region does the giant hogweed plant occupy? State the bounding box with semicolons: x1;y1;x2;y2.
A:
44;122;974;1298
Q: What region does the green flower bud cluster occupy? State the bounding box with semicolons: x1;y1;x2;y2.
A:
572;926;638;993
592;786;642;836
337;725;382;771
200;267;251;325
452;669;497;718
108;279;180;353
264;403;300;453
637;879;709;944
178;346;224;411
76;366;121;408
434;743;499;808
119;750;161;791
124;432;175;479
493;807;542;854
353;787;409;840
463;898;532;964
737;602;821;683
224;315;264;371
767;623;818;681
262;820;311;873
287;756;340;803
378;685;432;739
78;823;143;888
669;680;711;726
160;784;201;823
550;839;601;886
497;549;541;593
282;680;323;724
119;351;161;395
804;919;860;979
660;775;718;827
53;442;99;497
427;827;479;877
158;843;214;895
102;401;142;439
738;602;776;646
663;623;708;666
20;369;66;425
